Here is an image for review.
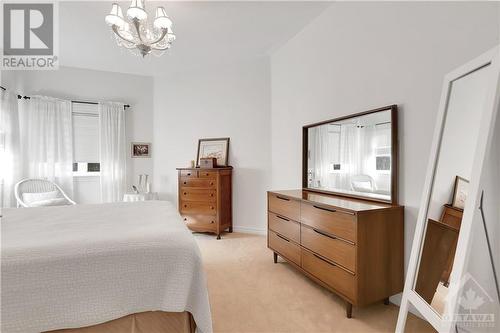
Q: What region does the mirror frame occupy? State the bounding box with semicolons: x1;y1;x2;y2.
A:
302;104;399;204
396;46;500;332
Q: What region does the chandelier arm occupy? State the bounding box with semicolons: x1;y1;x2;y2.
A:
112;25;135;44
132;19;146;43
149;29;169;45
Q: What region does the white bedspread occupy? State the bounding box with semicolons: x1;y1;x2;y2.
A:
1;201;212;333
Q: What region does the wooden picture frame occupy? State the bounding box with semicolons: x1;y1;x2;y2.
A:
302;105;399;204
451;176;469;210
196;138;230;167
131;142;151;158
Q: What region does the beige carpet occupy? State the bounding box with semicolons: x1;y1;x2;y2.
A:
194;232;435;333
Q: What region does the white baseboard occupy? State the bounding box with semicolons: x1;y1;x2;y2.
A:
232;226;267;235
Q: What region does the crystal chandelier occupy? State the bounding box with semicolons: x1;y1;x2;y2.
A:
105;0;175;57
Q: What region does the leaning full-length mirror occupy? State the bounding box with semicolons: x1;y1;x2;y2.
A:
413;63;493;316
304;105;397;204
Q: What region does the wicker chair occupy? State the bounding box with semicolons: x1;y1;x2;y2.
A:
14;179;76;208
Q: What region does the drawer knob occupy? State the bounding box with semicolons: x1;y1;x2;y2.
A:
211;221;214;224
183;192;187;195
187;173;191;176
210;182;214;185
183;218;187;221
210;194;214;197
183;181;187;185
211;206;215;210
184;205;187;208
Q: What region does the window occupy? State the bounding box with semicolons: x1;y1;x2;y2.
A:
374;123;391;173
72;102;100;176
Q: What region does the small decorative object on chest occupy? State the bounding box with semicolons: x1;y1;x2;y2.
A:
177;167;233;239
199;157;217;168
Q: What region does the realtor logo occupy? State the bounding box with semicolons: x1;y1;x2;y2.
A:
444;273;496;330
2;2;58;69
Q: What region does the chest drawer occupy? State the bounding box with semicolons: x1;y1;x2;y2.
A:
180;170;197;178
268;212;300;243
180;178;216;188
268;230;300;266
180;189;216;202
198;170;217;179
300;202;356;243
180;201;217;215
300;225;356;272
301;248;355;301
268;194;300;221
182;214;217;230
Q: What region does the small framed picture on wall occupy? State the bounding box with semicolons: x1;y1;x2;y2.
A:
451;175;469;210
131;142;151;158
196;138;230;167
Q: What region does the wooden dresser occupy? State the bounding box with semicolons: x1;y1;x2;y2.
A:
177;167;232;239
267;189;404;318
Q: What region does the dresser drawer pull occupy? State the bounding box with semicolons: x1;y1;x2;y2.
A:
187;172;192;176
183;192;187;195
276;196;290;201
313;205;336;213
276;215;290;222
210;182;214;186
276;234;290;242
211;206;215;210
313;253;336;266
313;228;337;240
210;193;214;197
183;181;187;185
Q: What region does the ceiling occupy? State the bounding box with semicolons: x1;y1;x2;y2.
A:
59;1;331;77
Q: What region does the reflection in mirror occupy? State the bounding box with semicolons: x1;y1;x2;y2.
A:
414;63;491;316
307;109;393;202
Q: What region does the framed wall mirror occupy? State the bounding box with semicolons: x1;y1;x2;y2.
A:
303;105;398;204
397;46;500;332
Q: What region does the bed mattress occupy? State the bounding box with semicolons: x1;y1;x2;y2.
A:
1;201;212;333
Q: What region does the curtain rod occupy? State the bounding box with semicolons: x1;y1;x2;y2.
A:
0;85;130;109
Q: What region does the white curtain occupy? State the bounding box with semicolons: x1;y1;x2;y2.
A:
99;102;126;203
0;90;21;208
18;96;74;196
310;125;333;188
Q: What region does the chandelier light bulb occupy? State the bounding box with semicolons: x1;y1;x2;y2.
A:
105;3;125;28
127;0;147;21
154;7;172;30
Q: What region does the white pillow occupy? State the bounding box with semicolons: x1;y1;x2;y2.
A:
352;181;373;192
22;191;59;205
28;198;69;207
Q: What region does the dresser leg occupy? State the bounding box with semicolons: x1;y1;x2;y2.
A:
229;226;233;233
384;298;390;305
217;234;221;240
346;302;352;318
273;252;278;263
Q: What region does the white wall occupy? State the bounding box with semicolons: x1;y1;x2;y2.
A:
1;66;154;200
270;0;499;300
153;59;271;233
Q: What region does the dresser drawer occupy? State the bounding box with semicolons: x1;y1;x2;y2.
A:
198;170;217;178
300;202;356;243
182;214;217;230
301;248;355;300
180;201;217;215
268;212;300;243
268;231;300;266
180;189;217;202
180;170;197;178
180;178;216;188
268;193;300;221
300;225;356;272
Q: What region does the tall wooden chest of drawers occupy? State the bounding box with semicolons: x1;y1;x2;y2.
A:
267;189;404;318
177;167;232;239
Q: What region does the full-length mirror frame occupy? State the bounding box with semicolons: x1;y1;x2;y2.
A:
302;105;399;204
396;46;500;332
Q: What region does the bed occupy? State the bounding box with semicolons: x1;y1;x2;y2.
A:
1;201;212;333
